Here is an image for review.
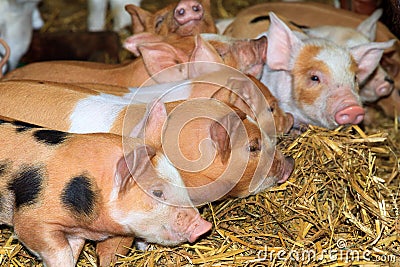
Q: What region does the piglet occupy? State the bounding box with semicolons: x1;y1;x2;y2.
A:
0;117;211;267
125;0;217;36
304;9;395;103
218;1;400;122
261;12;391;129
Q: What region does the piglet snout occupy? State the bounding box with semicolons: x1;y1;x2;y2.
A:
377;77;395;97
282;112;294;134
334;105;365;125
277;156;295;183
174;0;204;25
187;216;212;243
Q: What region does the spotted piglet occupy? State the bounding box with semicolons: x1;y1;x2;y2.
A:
0;117;211;267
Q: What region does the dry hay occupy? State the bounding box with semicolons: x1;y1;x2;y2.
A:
1;115;398;266
1;0;400;266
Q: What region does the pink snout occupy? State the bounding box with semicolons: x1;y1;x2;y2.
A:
334;105;365;125
187;216;212;243
174;0;204;25
376;77;394;97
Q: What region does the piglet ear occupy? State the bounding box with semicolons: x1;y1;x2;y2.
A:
190;35;224;63
188;35;225;78
350;39;396;82
129;100;167;149
137;42;189;82
210;111;245;164
123;33;165;57
115;144;156;193
211;76;257;119
266;12;302;71
125;4;153;34
356;8;382;41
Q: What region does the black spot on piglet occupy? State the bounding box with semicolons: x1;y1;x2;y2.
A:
12;120;42;132
8;166;43;209
61;175;96;218
250;15;270;24
33;129;70;145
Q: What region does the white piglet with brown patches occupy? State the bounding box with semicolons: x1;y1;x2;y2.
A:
0;117;211;267
303;9;396;103
261;12;392;129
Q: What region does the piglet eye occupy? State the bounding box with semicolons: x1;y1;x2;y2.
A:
155;17;164;30
152;190;164;199
267;103;276;113
310;75;320;82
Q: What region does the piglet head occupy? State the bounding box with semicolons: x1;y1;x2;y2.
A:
110;144;211;245
359;66;394;103
201;107;294;200
266;12;366;129
170;0;217;36
125;0;216;37
211;74;293;135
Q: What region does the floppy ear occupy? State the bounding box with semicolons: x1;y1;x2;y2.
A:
210;110;246;164
129;100;167;149
125;4;153;34
115;144;156;194
136;42;189;82
123;32;165;57
266;12;303;71
232;36;268;79
211;75;270;120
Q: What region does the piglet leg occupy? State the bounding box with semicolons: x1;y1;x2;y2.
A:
96;236;134;266
17;229;76;267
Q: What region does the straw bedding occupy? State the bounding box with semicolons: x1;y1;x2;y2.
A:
0;0;399;266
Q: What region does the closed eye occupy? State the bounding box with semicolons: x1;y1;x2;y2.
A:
155;17;164;31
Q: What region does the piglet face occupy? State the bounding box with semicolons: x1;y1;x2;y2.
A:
360;66;394;103
224;115;295;197
126;0;217;37
110;145;211;246
289;41;364;129
194;107;294;200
